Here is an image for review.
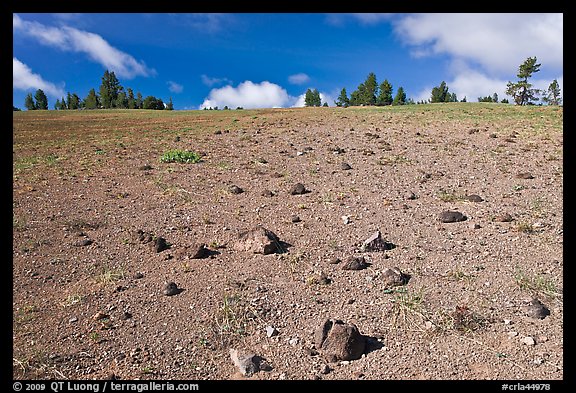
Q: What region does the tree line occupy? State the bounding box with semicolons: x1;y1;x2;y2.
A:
21;70;173;111
17;57;561;111
302;56;561;108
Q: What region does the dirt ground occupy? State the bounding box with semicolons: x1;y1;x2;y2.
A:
12;104;563;382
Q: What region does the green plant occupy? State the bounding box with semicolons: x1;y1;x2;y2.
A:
160;150;201;163
389;287;427;329
515;221;535;234
62;294;83;308
95;265;125;285
436;189;462;202
514;268;561;299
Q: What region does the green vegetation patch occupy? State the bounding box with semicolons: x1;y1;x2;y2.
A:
160;150;202;164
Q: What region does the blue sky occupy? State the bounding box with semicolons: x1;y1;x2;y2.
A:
13;13;563;110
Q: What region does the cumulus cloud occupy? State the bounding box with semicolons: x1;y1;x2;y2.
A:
201;74;233;87
288;73;311;85
167;81;183;93
200;81;295;109
13;57;65;98
13;14;155;79
393;13;563;75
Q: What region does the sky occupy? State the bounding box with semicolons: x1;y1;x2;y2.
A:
13;13;563;110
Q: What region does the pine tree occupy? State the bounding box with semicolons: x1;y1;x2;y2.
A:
136;92;143;109
54;99;61;110
34;89;48;110
166;97;174;110
99;70;122;108
542;79;562;106
392;87;406;106
84;88;99;109
362;72;378;106
431;81;450;103
377;79;393;106
335;88;350;107
127;88;136;109
505;56;541;105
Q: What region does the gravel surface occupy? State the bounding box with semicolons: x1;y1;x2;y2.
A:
13;104;563;380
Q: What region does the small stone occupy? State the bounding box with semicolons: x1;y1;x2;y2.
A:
361;230;394;252
516;172;534;179
328;257;341;265
290;183;308;195
439;210;467;223
261;189;274;197
229;349;259;376
406;191;417;200
341;215;350;224
521;336;536;346
340;162;352;170
69;317;78;323
342;256;369;271
508;331;518;338
523;298;550;319
92;311;109;321
291;215;301;223
154;237;170;253
163;282;181;296
229;185;244;194
319;364;331;374
469;223;481;229
289;337;299;346
74;239;93;247
120;312;132;320
134;272;144;279
464;194;484;202
381;267;409;288
494;213;513;222
266;326;278;337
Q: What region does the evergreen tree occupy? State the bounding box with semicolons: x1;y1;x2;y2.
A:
334;88;350;107
542;79;562;106
349;86;363;106
377;79;393;106
135;92;143;109
505;56;541;105
142;96;164;110
66;92;72;109
99;70;122;108
84;88;99;109
362;72;378;106
431;81;450;103
304;89;321;107
34;89;48;110
54;99;61;110
322;102;328;107
60;96;67;109
68;93;80;109
392;87;406;106
127;88;136;109
115;88;128;109
166;97;174;110
492;93;499;103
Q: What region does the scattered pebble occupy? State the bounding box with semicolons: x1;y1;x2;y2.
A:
163;281;182;296
439;210;467;223
521;336;536;346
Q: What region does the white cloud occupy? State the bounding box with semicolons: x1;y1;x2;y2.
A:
200;81;295;109
325;13;394;26
167;81;183;93
13;14;155;79
393;13;563;75
288;73;311;85
201;74;233;87
13;57;65;98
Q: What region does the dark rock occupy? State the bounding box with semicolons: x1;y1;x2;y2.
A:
328;257;341;265
189;243;210;259
163;282;182;296
154;237;170;252
340;162;352;170
439;210;467;223
261;189;274;197
139;164;153;171
290;183;308;195
315;319;366;362
291;215;301;223
516;172;534;179
523;298;550;319
134;272;144;279
494;213;513;222
229;349;262;376
74;239;93;247
229;185;244;194
464;194;484;202
342;256;369;270
361;230;395;252
233;226;282;254
406;191;417;200
381;267;409;288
